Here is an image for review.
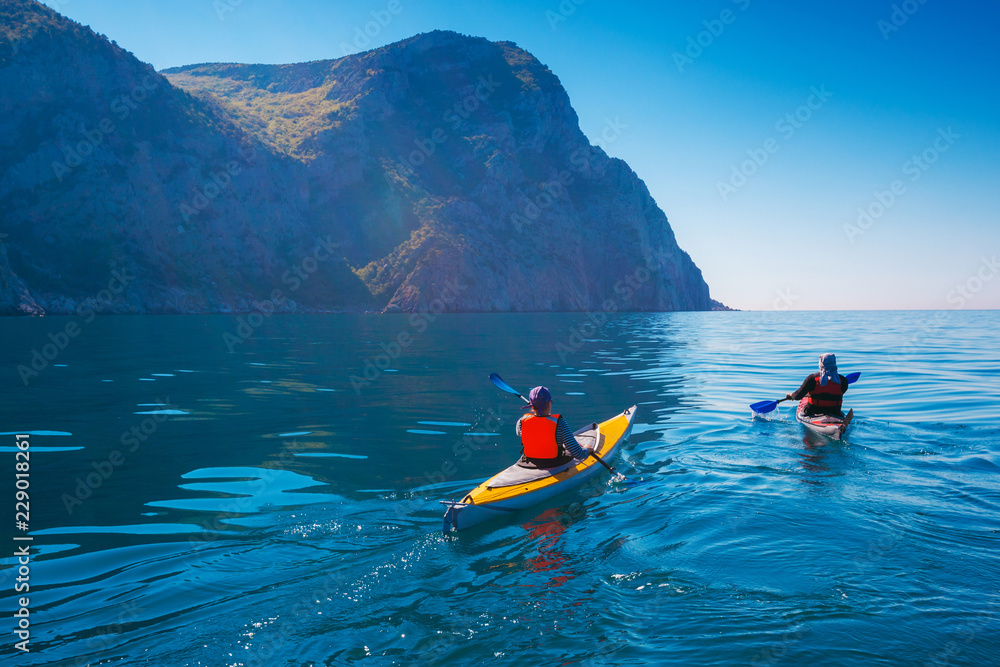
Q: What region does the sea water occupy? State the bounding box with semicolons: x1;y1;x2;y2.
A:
1;311;998;665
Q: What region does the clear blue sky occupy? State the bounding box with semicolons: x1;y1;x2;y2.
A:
42;0;1000;311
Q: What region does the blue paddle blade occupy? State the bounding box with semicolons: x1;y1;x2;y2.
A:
750;399;779;414
489;373;522;397
846;371;861;384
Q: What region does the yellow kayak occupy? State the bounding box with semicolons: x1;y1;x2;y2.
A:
442;405;637;532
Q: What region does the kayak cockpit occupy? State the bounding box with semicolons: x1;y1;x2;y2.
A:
482;424;600;490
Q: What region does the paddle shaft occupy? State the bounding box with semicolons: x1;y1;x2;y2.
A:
589;450;618;475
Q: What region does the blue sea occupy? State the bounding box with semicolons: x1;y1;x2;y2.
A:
1;311;998;666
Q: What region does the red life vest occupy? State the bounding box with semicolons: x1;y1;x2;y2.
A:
521;414;561;459
807;372;844;410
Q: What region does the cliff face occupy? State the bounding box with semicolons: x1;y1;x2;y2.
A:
0;0;369;315
0;0;713;314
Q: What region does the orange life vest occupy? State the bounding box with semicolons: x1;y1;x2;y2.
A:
807;372;844;410
521;414;561;459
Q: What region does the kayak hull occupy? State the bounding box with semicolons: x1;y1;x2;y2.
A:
443;405;637;532
795;398;853;440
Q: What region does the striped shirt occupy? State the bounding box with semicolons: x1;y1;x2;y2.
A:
516;413;590;460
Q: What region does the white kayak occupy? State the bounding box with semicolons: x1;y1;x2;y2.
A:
796;398;853;440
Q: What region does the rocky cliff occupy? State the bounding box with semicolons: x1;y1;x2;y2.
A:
0;0;714;314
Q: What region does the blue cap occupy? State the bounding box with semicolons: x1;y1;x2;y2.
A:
527;386;552;409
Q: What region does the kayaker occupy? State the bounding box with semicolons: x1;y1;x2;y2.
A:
516;386;592;468
786;353;849;417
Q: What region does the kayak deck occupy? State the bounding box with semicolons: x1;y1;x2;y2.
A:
477;428;600;490
442;406;636;532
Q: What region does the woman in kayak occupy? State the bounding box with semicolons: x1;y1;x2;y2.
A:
786;353;849;417
516;386;592;468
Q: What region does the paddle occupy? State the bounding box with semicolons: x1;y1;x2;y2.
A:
750;371;861;415
488;373;624;478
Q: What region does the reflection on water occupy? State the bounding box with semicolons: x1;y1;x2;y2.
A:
0;311;998;666
798;431;838;480
147;466;340;516
521;508;575;586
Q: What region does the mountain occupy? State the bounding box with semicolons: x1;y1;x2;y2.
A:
0;0;715;315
